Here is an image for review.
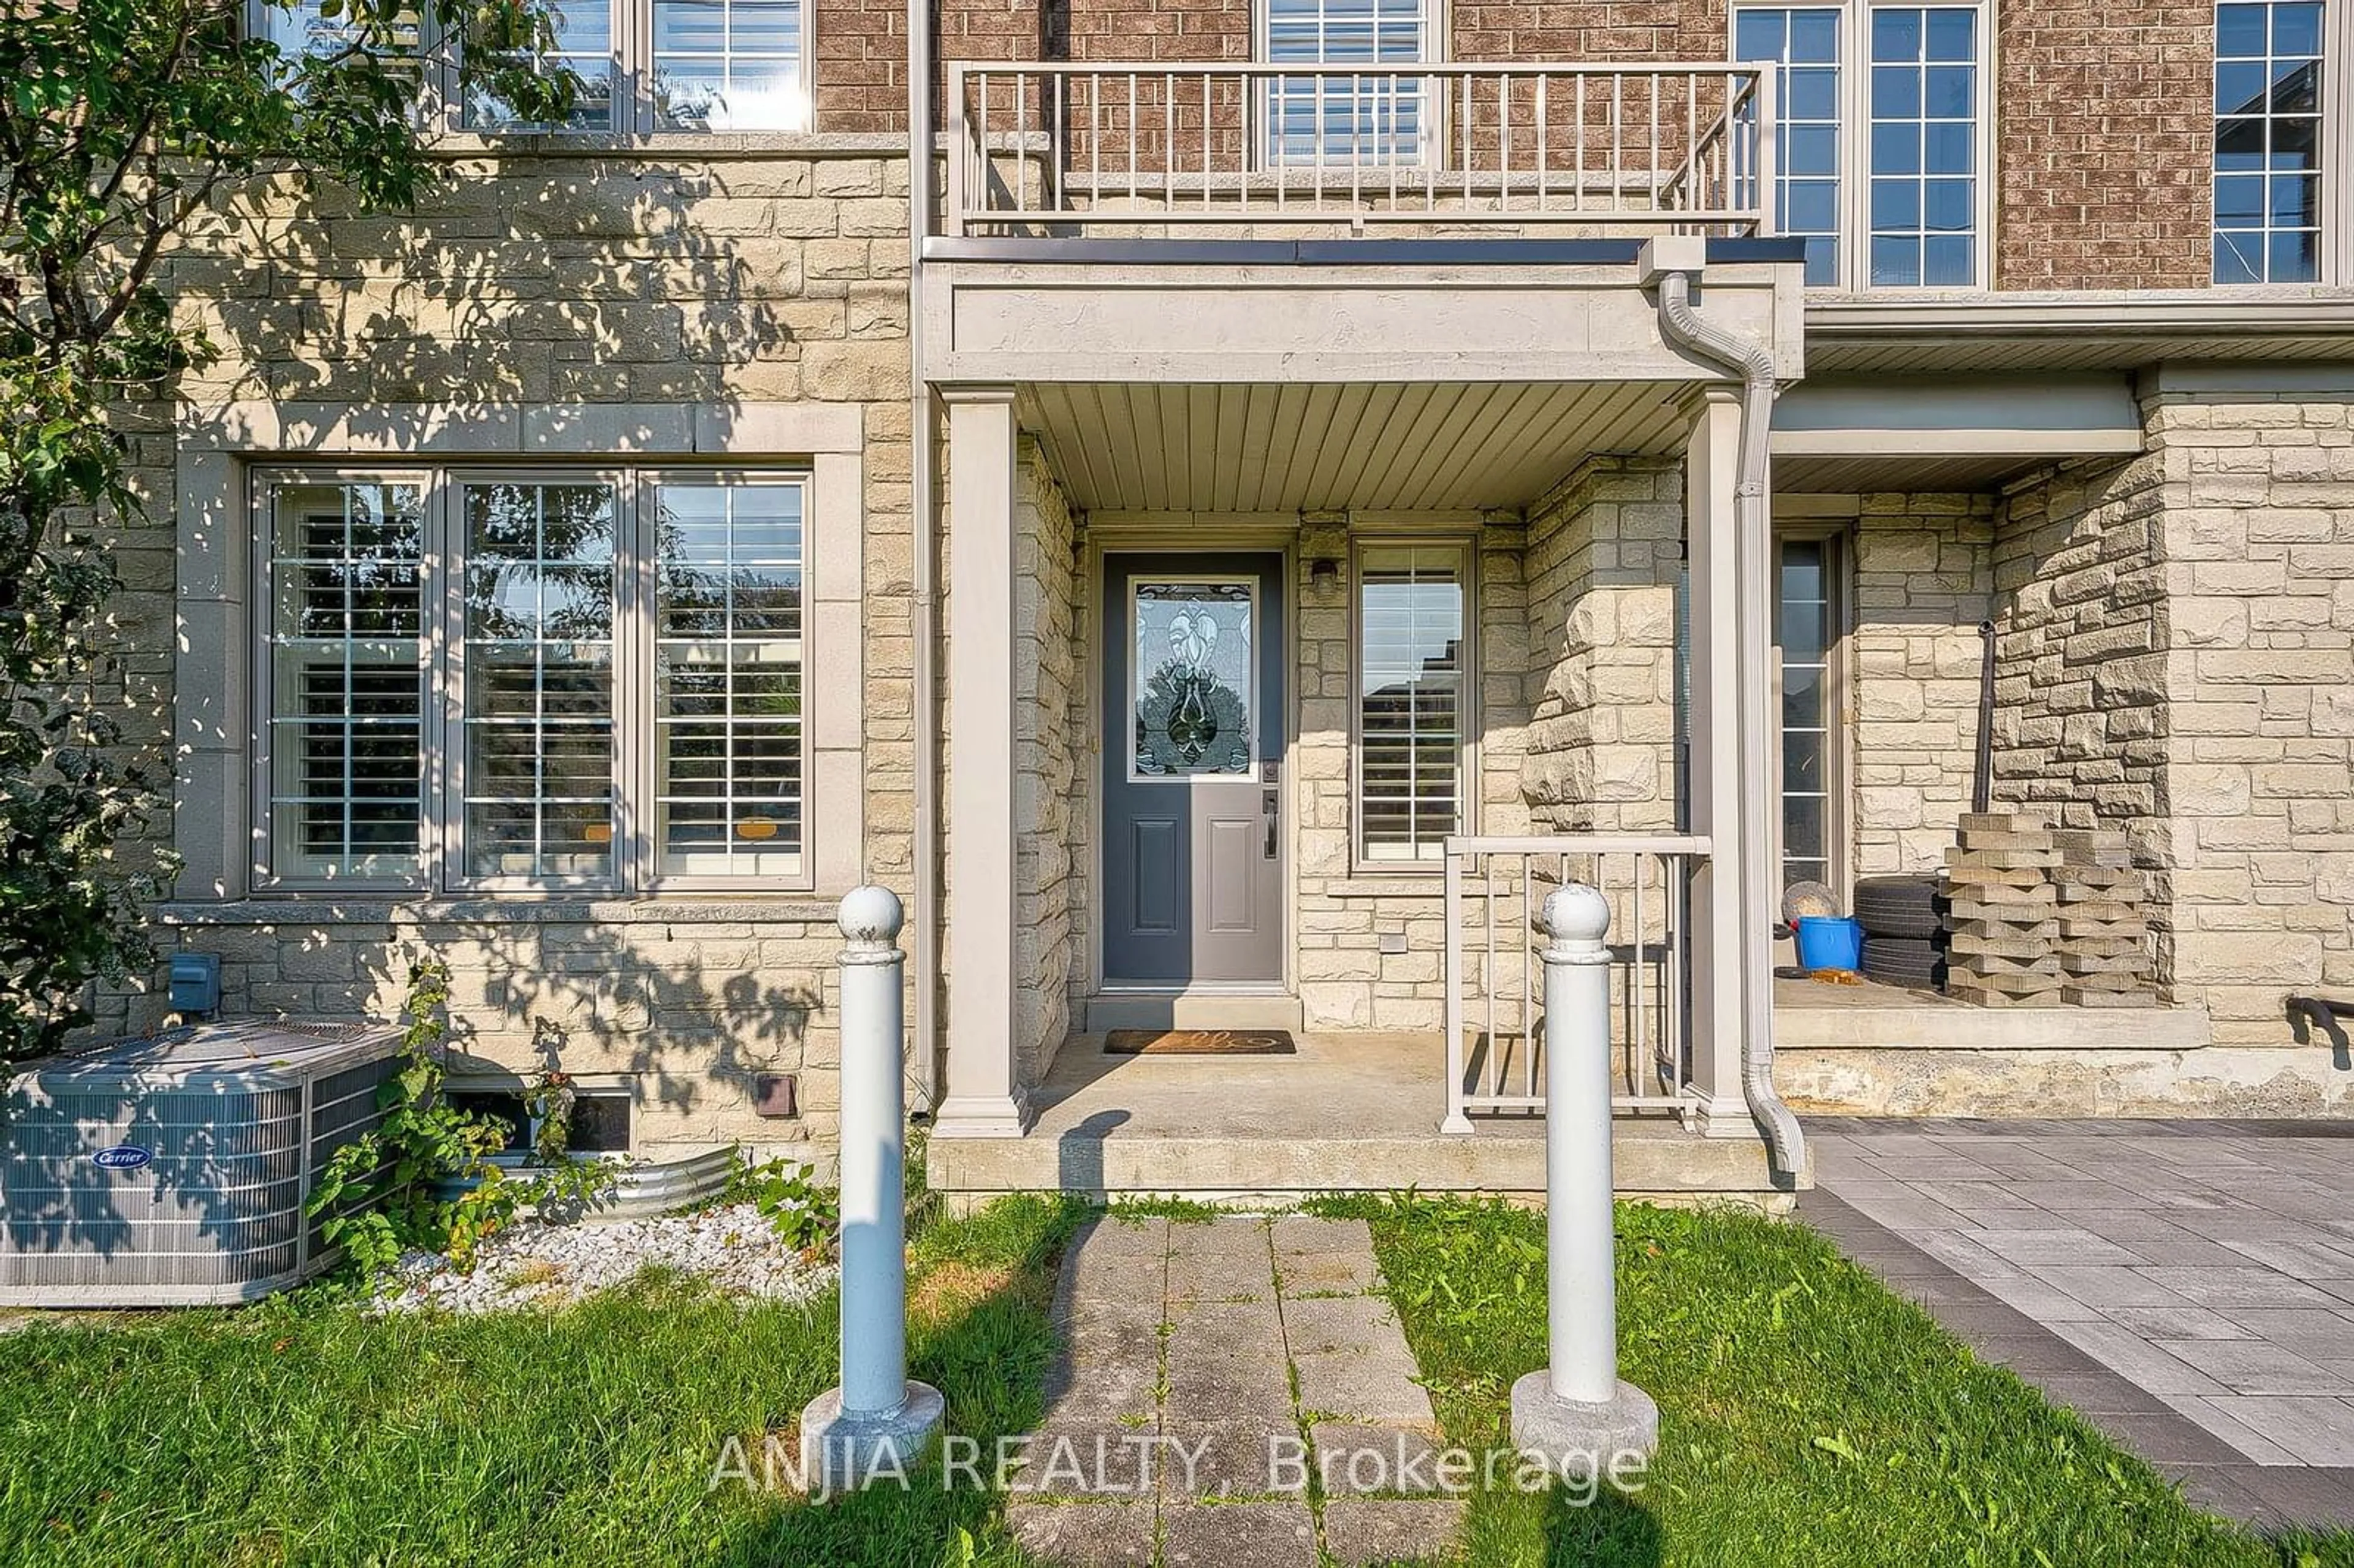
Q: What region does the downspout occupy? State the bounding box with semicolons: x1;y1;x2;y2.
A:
907;0;939;1109
1651;262;1808;1181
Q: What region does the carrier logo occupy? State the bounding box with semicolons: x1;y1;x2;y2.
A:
91;1145;153;1171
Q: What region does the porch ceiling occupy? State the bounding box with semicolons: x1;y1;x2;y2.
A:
1018;379;1690;514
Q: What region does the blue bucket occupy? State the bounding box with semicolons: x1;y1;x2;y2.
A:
1795;915;1864;972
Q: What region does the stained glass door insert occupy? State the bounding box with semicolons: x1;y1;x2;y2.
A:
1130;579;1257;780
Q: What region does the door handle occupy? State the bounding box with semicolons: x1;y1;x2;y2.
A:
1262;789;1279;860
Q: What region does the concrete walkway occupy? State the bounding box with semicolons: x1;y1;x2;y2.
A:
1806;1118;2354;1529
1006;1214;1465;1566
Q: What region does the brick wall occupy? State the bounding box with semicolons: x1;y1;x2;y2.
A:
1993;0;2213;291
1847;495;1995;878
815;0;909;131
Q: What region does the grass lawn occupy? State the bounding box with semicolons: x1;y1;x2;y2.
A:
1;1193;2346;1567
0;1196;1088;1568
1335;1194;2354;1568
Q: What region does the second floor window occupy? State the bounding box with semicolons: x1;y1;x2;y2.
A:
2215;0;2325;283
1262;0;1433;166
1736;0;1986;289
460;0;809;132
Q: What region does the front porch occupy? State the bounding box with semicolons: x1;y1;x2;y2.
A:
924;1030;1794;1207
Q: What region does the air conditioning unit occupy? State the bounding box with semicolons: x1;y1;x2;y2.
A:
0;1020;404;1306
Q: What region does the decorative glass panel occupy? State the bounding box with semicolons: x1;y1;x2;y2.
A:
464;0;617;131
653;0;807;130
1132;580;1256;778
266;481;426;881
1866;5;1979;286
460;481;617;881
654;479;805;877
1735;7;1845;286
2214;0;2324;283
1357;546;1462;862
1777;536;1835;896
1265;0;1429;166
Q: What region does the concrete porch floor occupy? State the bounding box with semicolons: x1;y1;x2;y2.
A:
924;1031;1804;1208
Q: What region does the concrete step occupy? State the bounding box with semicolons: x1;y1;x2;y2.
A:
927;1119;1801;1209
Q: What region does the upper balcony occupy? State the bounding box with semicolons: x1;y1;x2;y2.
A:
918;61;1807;389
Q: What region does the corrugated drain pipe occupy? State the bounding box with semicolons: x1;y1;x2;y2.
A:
1651;264;1807;1181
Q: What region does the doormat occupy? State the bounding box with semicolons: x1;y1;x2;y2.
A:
1103;1028;1297;1056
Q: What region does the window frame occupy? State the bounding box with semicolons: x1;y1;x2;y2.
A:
635;466;815;892
247;463;818;897
1253;0;1444;171
2212;0;2350;286
245;0;818;135
1769;523;1850;907
251;466;440;893
1732;0;1995;291
1348;535;1474;873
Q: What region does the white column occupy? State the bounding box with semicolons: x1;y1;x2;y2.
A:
801;887;944;1493
1509;883;1658;1477
1542;886;1620;1403
932;386;1031;1139
1682;387;1751;1138
837;888;912;1415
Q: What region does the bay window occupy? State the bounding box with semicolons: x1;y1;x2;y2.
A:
1355;544;1466;865
256;466;811;892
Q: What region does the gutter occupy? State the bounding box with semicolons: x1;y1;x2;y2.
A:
1644;245;1808;1181
906;0;939;1109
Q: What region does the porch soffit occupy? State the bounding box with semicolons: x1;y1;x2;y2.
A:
1017;379;1689;513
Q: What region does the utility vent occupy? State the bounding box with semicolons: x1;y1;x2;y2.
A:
0;1020;403;1306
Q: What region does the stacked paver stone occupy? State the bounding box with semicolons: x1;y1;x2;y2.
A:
1945;812;2065;1005
1945;812;2156;1007
2049;827;2158;1007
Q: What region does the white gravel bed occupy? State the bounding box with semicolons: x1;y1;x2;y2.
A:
370;1203;839;1315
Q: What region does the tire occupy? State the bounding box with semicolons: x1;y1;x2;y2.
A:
1853;875;1947;940
1862;934;1948;989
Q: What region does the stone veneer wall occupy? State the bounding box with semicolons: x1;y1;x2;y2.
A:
1846;495;1996;878
2143;385;2354;1045
1520;458;1683;837
1295;517;1535;1033
1987;452;2173;855
1014;441;1084;1082
116;145;918;1162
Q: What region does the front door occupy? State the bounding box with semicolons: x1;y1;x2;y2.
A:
1101;554;1286;986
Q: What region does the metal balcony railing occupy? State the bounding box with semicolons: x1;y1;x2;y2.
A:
942;62;1777;239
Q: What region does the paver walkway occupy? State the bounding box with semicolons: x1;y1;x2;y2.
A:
1006;1214;1465;1567
1806;1117;2354;1529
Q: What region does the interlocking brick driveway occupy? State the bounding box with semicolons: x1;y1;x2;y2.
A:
1806;1118;2354;1529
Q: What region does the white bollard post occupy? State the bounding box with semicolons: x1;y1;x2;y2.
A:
799;886;945;1494
1509;883;1659;1483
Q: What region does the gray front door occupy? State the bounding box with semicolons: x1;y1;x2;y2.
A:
1102;554;1286;986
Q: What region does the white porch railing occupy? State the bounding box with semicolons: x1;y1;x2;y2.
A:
1441;834;1709;1133
943;63;1776;237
